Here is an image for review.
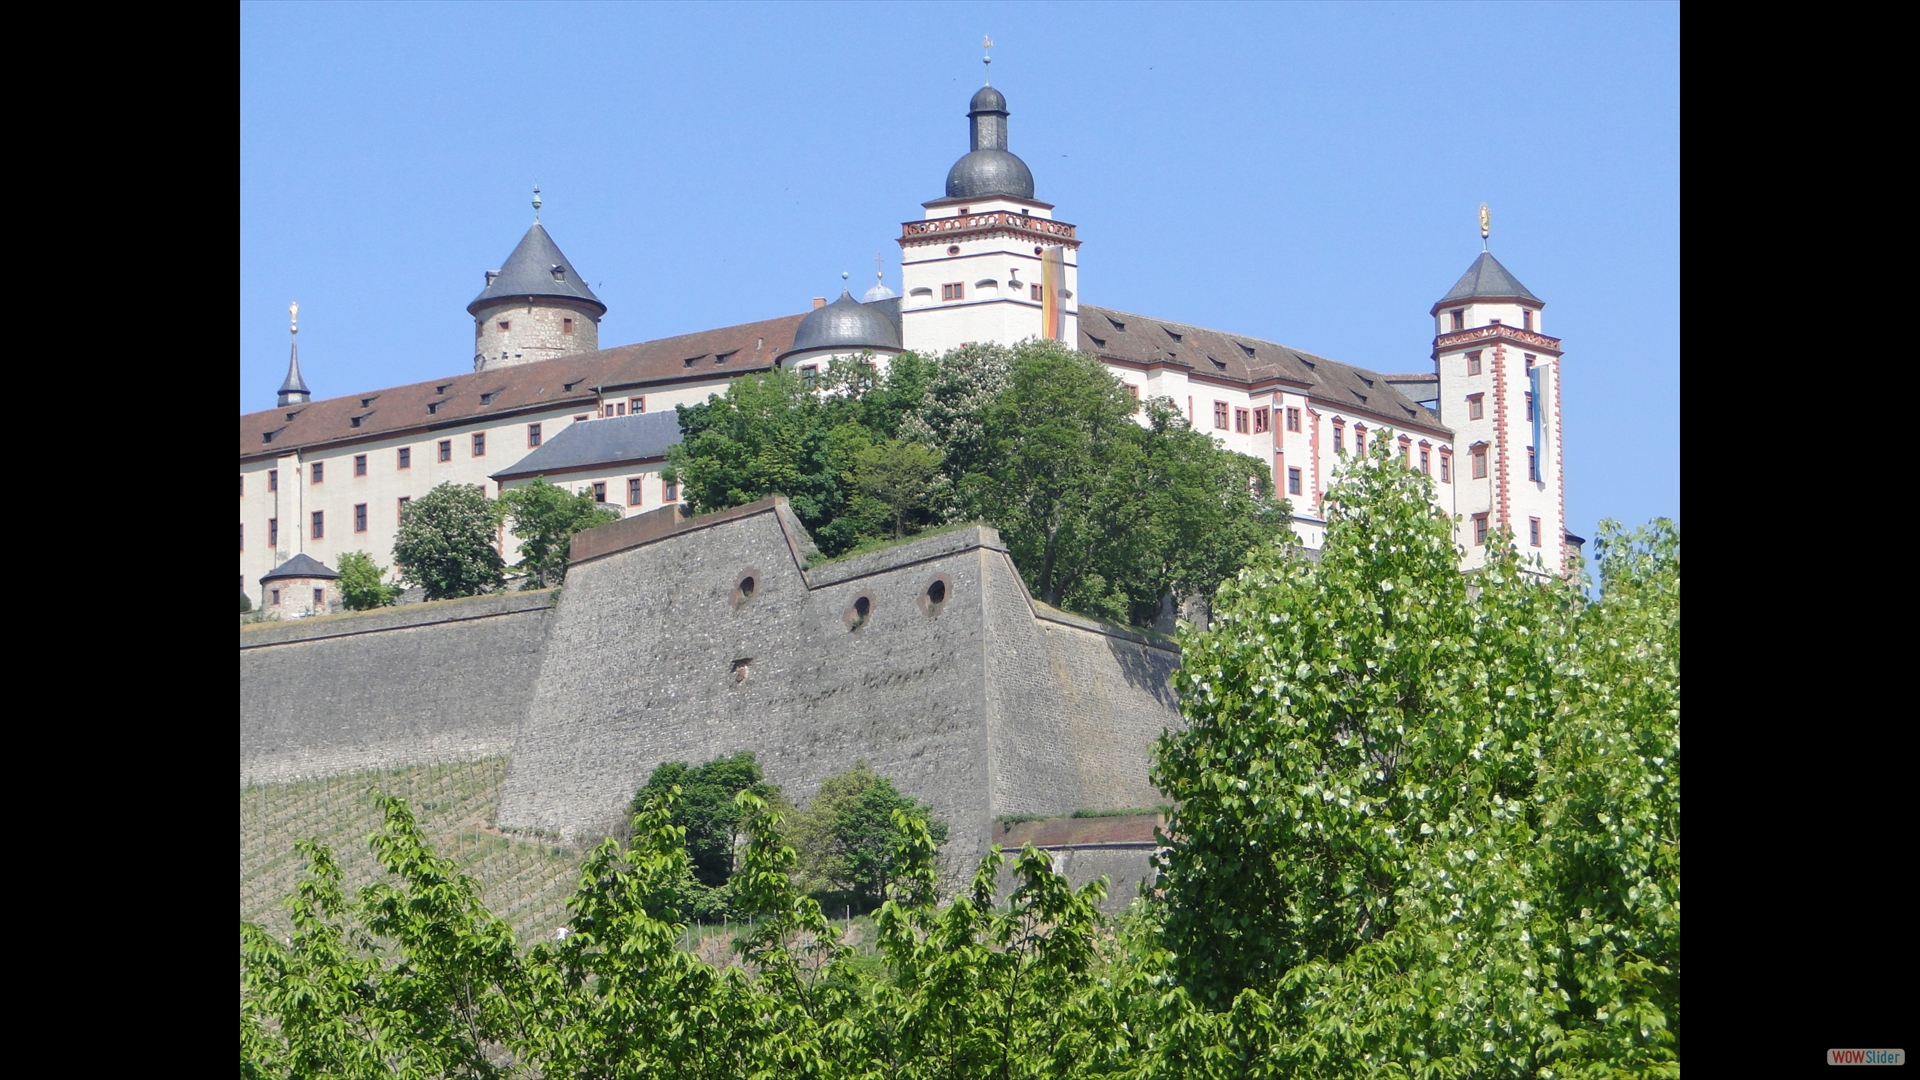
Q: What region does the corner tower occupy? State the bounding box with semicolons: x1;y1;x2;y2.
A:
899;62;1079;357
468;190;606;371
1431;209;1566;573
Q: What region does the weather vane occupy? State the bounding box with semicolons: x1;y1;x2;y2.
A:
983;36;993;84
289;301;299;334
533;181;543;222
1479;202;1490;250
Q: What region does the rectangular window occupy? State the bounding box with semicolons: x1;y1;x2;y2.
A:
438;440;452;462
1525;353;1536;371
1254;407;1270;433
942;282;964;301
398;447;411;469
268;468;278;492
1528;447;1539;481
270;588;280;606
1439;451;1452;483
239;522;245;552
1525;392;1535;422
1400;439;1412;466
398;496;410;518
311;510;324;540
1333;424;1345;454
1355;429;1366;456
240;475;245;497
314;587;325;606
801;365;819;390
1285;407;1301;433
354;503;368;532
663;477;679;502
1472;445;1488;479
1420;447;1431;473
1466;351;1482;376
1031;283;1043;301
1529;517;1542;547
591;481;606;503
268;518;279;547
1214;402;1229;429
353;454;367;476
1522;310;1534;332
1287;467;1302;495
1450;309;1465;331
1473;514;1489;546
472;432;486;456
1125;384;1140;403
1234;408;1250;434
563;317;575;335
310;461;323;484
631;396;645;413
528;423;542;447
627;478;643;506
1467;394;1484;421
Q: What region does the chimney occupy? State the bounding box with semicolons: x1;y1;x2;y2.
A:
812;297;827;310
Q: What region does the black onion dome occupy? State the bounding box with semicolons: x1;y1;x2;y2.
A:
970;85;1007;113
946;150;1035;200
785;291;902;357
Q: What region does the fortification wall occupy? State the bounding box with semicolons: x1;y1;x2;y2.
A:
496;499;1185;881
240;591;557;786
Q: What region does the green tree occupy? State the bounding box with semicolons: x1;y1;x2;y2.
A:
786;760;951;913
335;550;400;611
240;590;253;614
852;438;944;540
497;477;620;589
1147;435;1679;1077
391;482;506;600
630;752;784;890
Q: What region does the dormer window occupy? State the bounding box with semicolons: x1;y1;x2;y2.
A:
436;384;451;394
716;350;737;364
1238;342;1256;357
1164;328;1183;343
427;401;442;415
1106;316;1126;331
550;264;566;281
683;356;700;368
360;396;376;408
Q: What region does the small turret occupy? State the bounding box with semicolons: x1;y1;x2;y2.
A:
469;187;608;371
277;301;310;406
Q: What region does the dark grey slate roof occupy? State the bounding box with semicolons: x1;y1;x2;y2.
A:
491;410;682;480
262;553;338;582
947;150;1035;200
278;342;309;395
468;223;606;316
1435;251;1540;307
782;291;903;358
970;85;1007;113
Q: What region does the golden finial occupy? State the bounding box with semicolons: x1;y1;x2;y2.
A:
1479;203;1491;250
983;36;993;84
289;301;299;335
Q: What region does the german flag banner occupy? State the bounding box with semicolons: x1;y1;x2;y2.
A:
1042;246;1065;341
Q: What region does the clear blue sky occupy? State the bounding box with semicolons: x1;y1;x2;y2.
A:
240;1;1678;545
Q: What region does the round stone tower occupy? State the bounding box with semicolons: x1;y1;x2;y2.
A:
468;197;606;371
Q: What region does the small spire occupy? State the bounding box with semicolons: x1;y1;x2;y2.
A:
278;301;311;406
983;35;993;85
533;181;543;222
1479;202;1490;251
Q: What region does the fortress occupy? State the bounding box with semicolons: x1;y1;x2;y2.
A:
242;66;1578;901
242;497;1183;893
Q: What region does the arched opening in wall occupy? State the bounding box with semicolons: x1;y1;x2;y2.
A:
907;287;934;309
845;592;875;632
919;573;954;616
973;279;1000;296
730;569;763;610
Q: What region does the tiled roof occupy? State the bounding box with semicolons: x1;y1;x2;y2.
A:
491;410;682;481
1434;251;1540;308
240;313;803;461
1077;304;1448;432
468;223;605;314
261;553;338;582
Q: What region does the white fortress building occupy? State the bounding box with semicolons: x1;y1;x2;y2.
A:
240;71;1575;607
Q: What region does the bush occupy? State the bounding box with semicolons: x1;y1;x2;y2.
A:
239;591;253;614
335;551;401;610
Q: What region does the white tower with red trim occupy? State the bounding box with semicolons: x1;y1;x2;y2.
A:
899;70;1079;357
1430;223;1568;573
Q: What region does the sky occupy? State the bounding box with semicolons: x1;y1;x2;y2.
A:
240;1;1679;547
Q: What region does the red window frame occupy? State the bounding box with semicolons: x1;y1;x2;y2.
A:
1234;408;1250;434
627;477;643;506
1467;394;1485;421
438;440;452;462
1213;402;1230;429
528;423;542;448
354;503;368;533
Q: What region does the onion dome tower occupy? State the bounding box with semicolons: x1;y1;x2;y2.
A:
469;186;607;371
898;43;1081;356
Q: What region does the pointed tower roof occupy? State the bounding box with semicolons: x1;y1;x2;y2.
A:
278;301;310;406
468;222;606;316
1433;251;1541;312
260;553;338;583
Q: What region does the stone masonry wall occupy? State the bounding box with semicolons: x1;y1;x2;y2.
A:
240;590;557;786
